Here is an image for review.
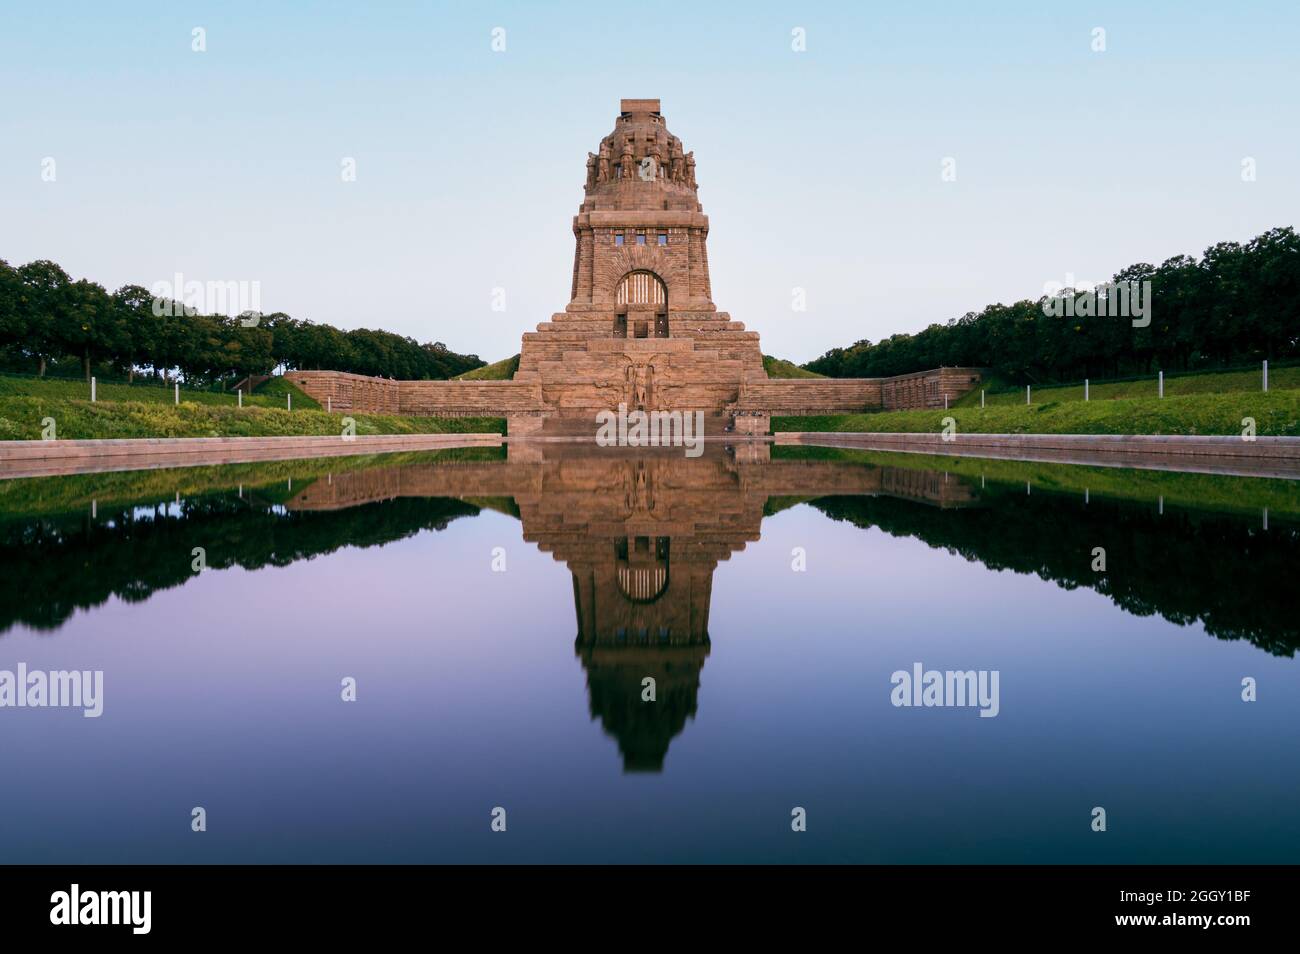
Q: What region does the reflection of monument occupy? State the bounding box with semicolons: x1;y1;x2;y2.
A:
517;451;762;771
287;445;977;771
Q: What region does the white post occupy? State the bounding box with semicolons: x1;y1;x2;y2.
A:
1263;508;1268;530
287;393;292;411
1026;385;1031;405
174;382;179;405
980;390;985;408
90;376;96;402
1158;371;1164;398
1158;495;1164;515
1085;379;1089;401
327;396;332;413
238;390;242;408
1263;359;1269;392
944;394;948;410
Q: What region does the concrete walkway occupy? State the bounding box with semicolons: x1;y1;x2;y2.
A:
0;433;503;480
775;432;1300;479
5;430;1299;481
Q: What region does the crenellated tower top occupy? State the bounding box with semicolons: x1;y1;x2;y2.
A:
581;98;701;213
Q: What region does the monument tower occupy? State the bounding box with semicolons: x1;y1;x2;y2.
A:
287;100;979;424
511;98;768;435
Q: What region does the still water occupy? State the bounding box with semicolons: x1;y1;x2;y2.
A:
1;443;1297;863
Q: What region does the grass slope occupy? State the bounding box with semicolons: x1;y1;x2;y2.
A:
774;389;1300;436
953;364;1298;408
456;355;519;380
0;396;504;440
0;371;503;439
763;356;824;379
253;376;321;409
0;372;320;410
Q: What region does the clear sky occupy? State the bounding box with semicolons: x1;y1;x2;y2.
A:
2;1;1296;364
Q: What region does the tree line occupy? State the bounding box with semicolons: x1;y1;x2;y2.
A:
0;259;485;384
806;227;1300;383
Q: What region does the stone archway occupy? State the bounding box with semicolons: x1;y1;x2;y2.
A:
615;270;668;339
615;536;671;603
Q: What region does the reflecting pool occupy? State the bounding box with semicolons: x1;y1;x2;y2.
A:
1;443;1297;863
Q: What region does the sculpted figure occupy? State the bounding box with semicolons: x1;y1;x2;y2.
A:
597;141;611;182
685;152;696;188
648;143;664;179
585;152;597;189
620;138;634;180
669;137;684;182
634;364;650;409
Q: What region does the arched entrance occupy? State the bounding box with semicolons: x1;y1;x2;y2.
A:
615;270;668;339
614;536;670;603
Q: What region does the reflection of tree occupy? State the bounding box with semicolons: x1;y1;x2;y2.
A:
0;495;479;633
811;490;1300;657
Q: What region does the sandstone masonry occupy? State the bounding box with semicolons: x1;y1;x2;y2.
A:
288;99;981;432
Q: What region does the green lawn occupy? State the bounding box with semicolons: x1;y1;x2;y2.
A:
0;371;320;410
0;395;504;440
774;389;1300;437
456;355;519;380
250;375;321;409
763;355;824;379
954;364;1295;408
0;370;507;439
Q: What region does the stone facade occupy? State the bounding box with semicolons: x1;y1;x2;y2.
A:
511;98;765;435
287;100;982;431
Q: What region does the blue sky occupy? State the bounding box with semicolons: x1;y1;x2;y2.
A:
2;1;1296;364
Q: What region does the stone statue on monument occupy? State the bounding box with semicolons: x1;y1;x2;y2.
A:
620;138;635;180
635;364;650;409
648;142;664;179
597;141;611;182
669;137;684;182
